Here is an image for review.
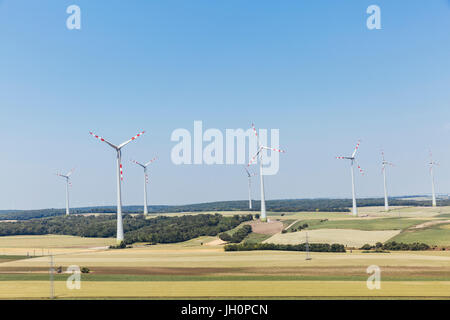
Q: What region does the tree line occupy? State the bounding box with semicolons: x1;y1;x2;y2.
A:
360;241;430;251
224;242;346;252
2;197;447;221
218;225;252;243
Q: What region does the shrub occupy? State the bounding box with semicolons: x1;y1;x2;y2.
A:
360;244;373;250
218;232;232;242
109;241;127;249
81;267;90;274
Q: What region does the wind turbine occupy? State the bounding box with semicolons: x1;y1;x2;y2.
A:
429;150;439;207
337;141;364;217
248;123;286;222
381;151;394;212
56;168;75;215
131;157;158;215
89;130;145;243
244;167;257;210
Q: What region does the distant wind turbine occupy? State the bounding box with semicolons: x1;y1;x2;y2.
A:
89;130;145;243
248;123;286;222
131;157;158;215
381;151;394;212
56;168;75;215
244;167;257;209
429;150;439;207
337;140;364;216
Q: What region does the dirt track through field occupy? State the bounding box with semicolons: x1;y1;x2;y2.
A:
410;220;450;230
249;221;283;234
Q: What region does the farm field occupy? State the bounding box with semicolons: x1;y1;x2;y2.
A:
0;280;449;299
264;229;402;247
0;206;449;299
390;224;450;246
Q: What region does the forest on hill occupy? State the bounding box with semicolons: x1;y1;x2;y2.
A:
0;197;447;221
0;213;253;244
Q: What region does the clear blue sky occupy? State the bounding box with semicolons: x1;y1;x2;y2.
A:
1;1;449;210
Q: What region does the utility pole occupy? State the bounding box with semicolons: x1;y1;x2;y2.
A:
305;232;312;261
49;254;54;299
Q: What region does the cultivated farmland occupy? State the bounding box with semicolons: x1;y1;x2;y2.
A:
0;206;448;299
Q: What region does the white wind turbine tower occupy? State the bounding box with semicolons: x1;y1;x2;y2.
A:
248;123;286;222
56;168;75;215
337;141;364;217
381;151;394;212
89;130;145;243
244;167;257;210
131;157;158;215
429;150;439;207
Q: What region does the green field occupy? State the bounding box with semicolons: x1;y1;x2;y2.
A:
391;224;450;246
243;233;272;244
303;218;427;231
0;255;31;263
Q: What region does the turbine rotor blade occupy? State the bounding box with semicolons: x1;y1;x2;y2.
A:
351;140;361;158
251;123;260;146
248;146;263;166
131;159;145;168
66;168;75;177
356;161;364;175
144;156;158;167
89;131;118;149
261;146;286;153
118;131;146;149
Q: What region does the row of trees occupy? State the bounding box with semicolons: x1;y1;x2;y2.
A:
360;241;430;251
218;225;252;243
224;242;346;252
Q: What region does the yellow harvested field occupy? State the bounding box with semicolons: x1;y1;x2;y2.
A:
357;206;448;218
0;281;449;299
2;246;450;270
264;229;401;247
0;235;115;249
0;235;115;256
